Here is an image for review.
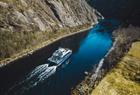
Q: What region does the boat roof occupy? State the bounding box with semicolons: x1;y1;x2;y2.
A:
48;47;72;64
53;47;71;57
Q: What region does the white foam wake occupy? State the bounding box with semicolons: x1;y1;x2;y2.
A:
6;64;57;95
90;39;117;82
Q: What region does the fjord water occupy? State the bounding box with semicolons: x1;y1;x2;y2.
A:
4;19;119;95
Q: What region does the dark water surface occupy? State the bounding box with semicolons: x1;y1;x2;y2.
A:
0;19;119;95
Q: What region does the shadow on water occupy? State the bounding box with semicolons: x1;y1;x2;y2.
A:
0;19;119;95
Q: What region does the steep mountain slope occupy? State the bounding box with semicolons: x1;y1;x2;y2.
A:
92;42;140;95
0;0;99;32
0;0;100;63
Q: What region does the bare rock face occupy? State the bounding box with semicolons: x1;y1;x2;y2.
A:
0;0;99;32
0;2;8;8
0;0;101;62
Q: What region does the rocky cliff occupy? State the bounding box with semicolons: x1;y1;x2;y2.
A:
0;0;100;62
87;0;140;25
0;0;99;32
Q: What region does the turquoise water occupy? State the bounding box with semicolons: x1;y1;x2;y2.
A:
5;19;119;95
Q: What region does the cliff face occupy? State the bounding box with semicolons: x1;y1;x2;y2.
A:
0;0;99;32
0;0;100;62
87;0;140;25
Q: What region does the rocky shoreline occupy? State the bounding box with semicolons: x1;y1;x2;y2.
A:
0;23;96;68
72;25;140;95
92;41;140;95
0;0;100;67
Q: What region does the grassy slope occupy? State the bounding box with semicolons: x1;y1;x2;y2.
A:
92;42;140;95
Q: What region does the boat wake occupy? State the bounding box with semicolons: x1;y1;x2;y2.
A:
5;64;57;95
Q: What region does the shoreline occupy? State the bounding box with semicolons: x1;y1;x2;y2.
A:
72;36;119;95
72;25;140;95
91;41;140;95
72;33;122;95
0;23;96;68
